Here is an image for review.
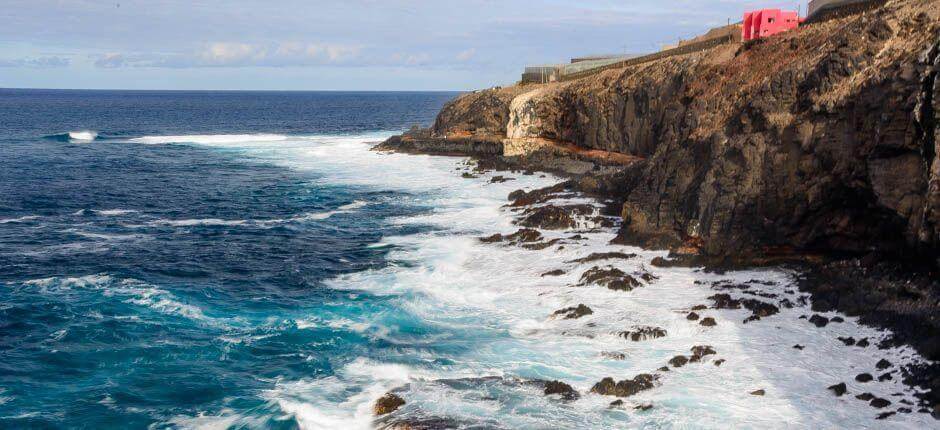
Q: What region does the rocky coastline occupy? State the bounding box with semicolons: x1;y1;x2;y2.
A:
373;0;940;425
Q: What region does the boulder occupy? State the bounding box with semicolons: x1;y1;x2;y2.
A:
544;380;579;401
374;393;406;415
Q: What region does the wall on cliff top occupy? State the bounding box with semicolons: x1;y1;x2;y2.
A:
433;0;940;261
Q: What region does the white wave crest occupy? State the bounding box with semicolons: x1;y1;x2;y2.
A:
0;215;41;224
128;134;289;145
69;130;98;141
21;274;208;322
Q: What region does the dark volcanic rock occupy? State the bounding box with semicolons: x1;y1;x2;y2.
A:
856;338;870;348
590;374;658;397
480;228;542;244
544;380;579;401
567;252;637;264
700;317;717;327
870;397;892;408
691;304;708;311
553;304;594;320
490;175;514;183
876;359;893;370
828;382;848;396
855;373;874;383
541;269;566;277
374;393;406;415
838;337;856;346
687;312;700;321
750;389;766;396
691;345;717;359
518;205;593;230
793;344;805;350
714;359;726;366
669;355;689;368
856;392;875;401
579;266;642;291
620;326;667;342
809;314;830;328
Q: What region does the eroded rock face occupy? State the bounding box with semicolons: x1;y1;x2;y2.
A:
517;205;591;230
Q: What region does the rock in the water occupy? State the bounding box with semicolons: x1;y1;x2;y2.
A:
553;304;594;320
876;411;896;420
635;403;654;411
590;374;658;397
838;337;856;346
658;366;671;372
691;304;708;311
544;380;579;401
878;372;893;382
856;338;870;348
870;397;892;408
669;355;689;368
700;317;717;327
374;393;406;415
518;205;592;230
691;345;717;359
687;312;700;321
750;389;766;396
609;399;624;407
490;175;514;183
855;373;874;383
541;269;565;277
876;359;892;370
828;383;847;396
830;316;845;323
567;252;637;264
620;326;667;342
809;314;830;328
714;359;726;366
793;344;805;350
856;393;875;401
579;266;642;291
481;228;542;244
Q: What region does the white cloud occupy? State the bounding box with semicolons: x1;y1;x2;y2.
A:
0;56;70;68
93;53;126;68
455;48;476;62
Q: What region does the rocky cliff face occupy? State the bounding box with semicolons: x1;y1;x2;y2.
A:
432;0;940;265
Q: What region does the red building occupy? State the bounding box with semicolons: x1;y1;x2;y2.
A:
742;9;801;41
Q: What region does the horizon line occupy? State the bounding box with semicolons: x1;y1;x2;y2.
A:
0;86;467;93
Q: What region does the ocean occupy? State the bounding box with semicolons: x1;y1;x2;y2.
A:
0;89;932;429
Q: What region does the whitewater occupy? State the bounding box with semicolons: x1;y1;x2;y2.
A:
126;133;933;429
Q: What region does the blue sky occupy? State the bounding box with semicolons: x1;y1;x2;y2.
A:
0;1;808;90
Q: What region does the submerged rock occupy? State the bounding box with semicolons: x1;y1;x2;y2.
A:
374;393;406;415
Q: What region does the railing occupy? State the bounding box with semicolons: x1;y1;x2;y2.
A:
558;34;737;82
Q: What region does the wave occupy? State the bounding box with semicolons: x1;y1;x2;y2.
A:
21;274;209;322
145;201;370;228
127;134;290;145
43;131;99;142
0;215;41;224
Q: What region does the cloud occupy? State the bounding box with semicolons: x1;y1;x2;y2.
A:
93;42;364;68
455;48;476;62
0;56;70;68
93;53;127;68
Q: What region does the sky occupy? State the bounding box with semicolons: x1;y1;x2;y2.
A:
0;1;809;91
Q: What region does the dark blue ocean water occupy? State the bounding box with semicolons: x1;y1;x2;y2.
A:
0;89;458;428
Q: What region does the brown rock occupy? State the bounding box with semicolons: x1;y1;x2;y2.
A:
374;393;406;415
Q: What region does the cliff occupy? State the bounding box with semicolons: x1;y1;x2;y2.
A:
414;0;939;265
376;0;940;389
